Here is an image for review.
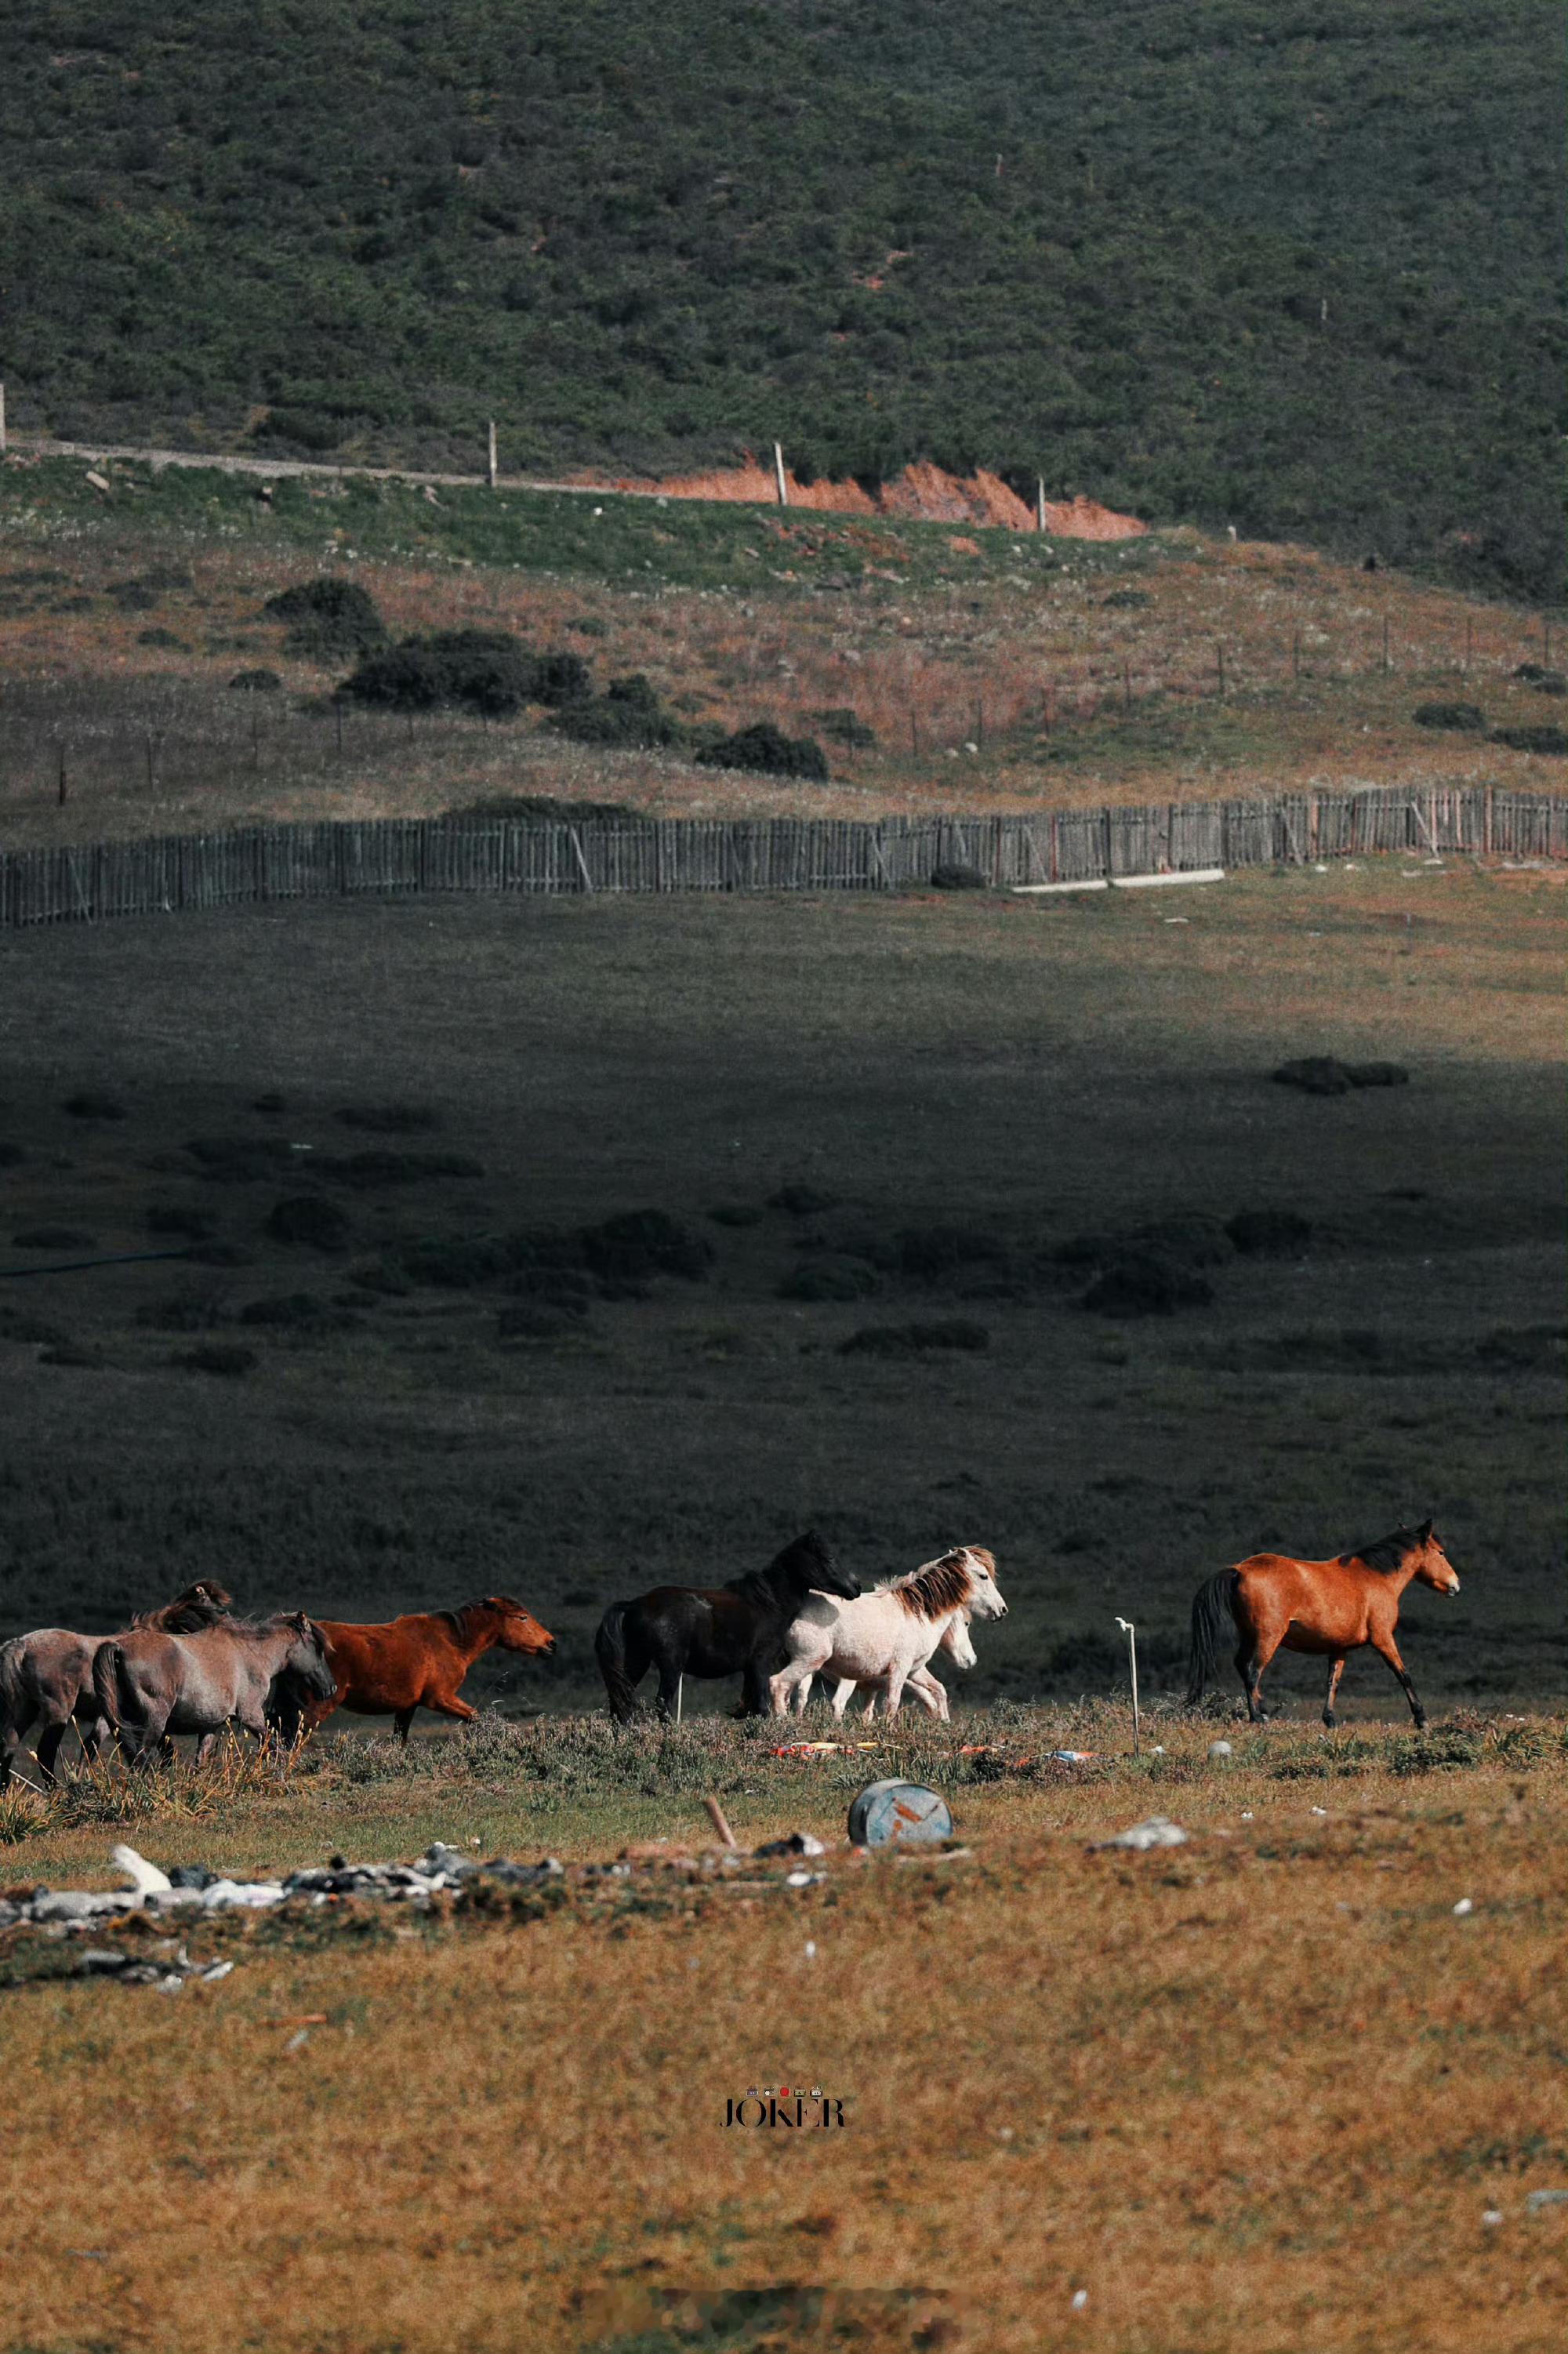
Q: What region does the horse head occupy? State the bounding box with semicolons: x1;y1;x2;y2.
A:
793;1532;858;1603
281;1613;339;1701
938;1610;978;1670
1413;1520;1461;1595
959;1546;1007;1622
477;1597;557;1656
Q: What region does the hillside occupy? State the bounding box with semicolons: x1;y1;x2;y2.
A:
2;2;1563;599
2;456;1565;848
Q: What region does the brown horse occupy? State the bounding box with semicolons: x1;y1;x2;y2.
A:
0;1581;233;1785
1186;1519;1461;1726
296;1597;556;1741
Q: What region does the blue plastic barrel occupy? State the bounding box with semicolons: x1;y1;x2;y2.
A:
847;1779;953;1848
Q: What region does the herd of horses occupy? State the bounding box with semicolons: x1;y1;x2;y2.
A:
0;1518;1459;1785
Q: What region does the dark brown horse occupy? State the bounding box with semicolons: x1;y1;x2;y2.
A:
0;1582;233;1785
1186;1519;1461;1726
293;1597;557;1742
595;1531;858;1722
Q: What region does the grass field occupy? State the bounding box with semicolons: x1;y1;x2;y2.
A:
0;863;1561;1712
3;1713;1566;2353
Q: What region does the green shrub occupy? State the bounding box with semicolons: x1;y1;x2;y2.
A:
550;673;683;748
1413;701;1486;731
263;579;387;664
839;1320;990;1356
695;721;829;781
778;1255;880;1302
1490;725;1568;755
229;667;282;692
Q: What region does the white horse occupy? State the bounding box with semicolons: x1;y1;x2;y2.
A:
770;1546;1007;1720
832;1607;977;1722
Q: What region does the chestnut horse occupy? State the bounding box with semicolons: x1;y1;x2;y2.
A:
1186;1518;1461;1726
296;1597;556;1742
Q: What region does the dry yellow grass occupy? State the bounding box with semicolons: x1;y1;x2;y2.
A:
0;521;1560;845
4;1726;1566;2354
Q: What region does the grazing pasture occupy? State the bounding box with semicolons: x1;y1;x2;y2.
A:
0;855;1561;2352
0;861;1559;1714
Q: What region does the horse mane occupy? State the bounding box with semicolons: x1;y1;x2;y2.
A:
436;1597;522;1638
893;1549;977;1621
1340;1524;1426;1575
132;1581;235;1633
731;1530;837;1597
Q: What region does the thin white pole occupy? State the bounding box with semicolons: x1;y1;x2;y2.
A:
1116;1616;1141;1754
675;1674;683;1724
1036;478;1047;533
773;441;789;507
487;421;498;489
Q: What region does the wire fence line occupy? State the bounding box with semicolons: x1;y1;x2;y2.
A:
2;788;1563;929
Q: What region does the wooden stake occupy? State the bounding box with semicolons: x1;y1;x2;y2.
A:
487;421;498;489
57;749;67;807
1382;615;1391;674
1036;478;1047;534
1116;1616;1141;1755
675;1674;683;1724
703;1795;738;1849
773;441;788;507
1215;641;1226;697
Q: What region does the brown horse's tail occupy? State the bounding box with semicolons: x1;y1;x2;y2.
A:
1185;1571;1239;1706
91;1642;131;1732
0;1642;34;1745
593;1600;641;1725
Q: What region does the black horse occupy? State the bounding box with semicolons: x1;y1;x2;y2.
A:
594;1531;858;1722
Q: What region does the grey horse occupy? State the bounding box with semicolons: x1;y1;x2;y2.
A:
93;1612;336;1763
0;1582;233;1786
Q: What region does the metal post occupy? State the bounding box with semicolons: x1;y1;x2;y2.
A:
487;421;498;489
1116;1616;1141;1754
773;442;789;507
1036;478;1047;533
675;1674;683;1724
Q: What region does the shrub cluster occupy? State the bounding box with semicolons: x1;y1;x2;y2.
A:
694;721;829;782
342;631;589;717
549;672;683;748
263;579;387;663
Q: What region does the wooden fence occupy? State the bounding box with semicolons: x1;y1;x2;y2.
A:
2;789;1564;929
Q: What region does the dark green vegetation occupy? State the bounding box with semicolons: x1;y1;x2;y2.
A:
0;866;1560;1716
3;3;1563;598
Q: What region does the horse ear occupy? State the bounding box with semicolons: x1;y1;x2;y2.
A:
291;1611;311;1633
1418;1517;1434;1542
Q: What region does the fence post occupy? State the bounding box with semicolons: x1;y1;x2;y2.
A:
773;442;788;507
488;422;498;489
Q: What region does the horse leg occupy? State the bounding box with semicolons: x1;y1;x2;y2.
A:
1370;1633;1426;1728
739;1658;772;1718
34;1717;69;1788
1323;1655;1347;1729
421;1695;478;1731
882;1664;910;1720
394;1707;418;1743
1237;1626;1283;1722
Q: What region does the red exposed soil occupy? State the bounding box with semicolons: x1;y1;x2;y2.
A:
575;456;1146;539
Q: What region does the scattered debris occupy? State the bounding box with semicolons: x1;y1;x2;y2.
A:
1453;1897;1475;1916
1208;1740;1233;1759
754;1833;826;1858
1093;1815;1189;1852
1526;2190;1568;2212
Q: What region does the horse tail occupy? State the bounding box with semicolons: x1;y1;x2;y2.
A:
593;1601;641;1724
0;1641;32;1742
92;1642;130;1732
1185;1571;1239;1706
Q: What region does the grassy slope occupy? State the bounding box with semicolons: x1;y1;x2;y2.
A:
2;1720;1566;2353
2;2;1563;595
2;460;1565;846
0;866;1560;1713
